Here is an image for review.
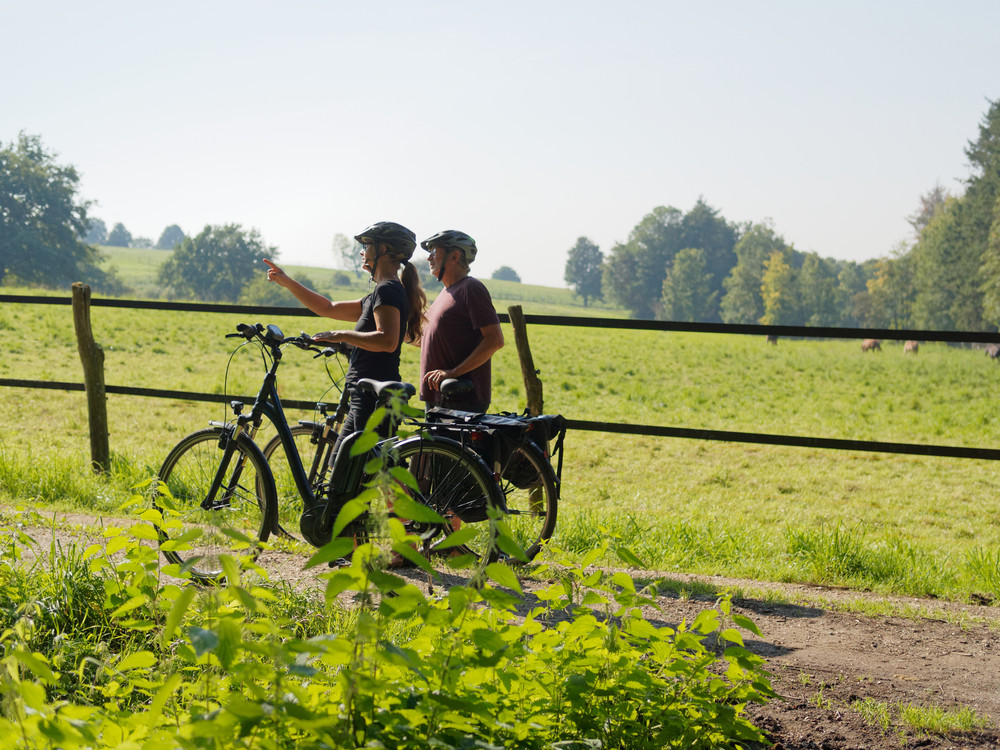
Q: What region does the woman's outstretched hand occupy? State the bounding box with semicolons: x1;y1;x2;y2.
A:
263;258;288;286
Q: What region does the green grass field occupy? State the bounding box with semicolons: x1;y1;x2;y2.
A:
4;259;1000;603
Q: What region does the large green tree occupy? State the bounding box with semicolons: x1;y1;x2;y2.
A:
910;99;1000;330
834;260;870;327
911;196;984;329
797;253;839;327
158;224;275;302
759;250;799;325
979;196;1000;325
157;224;186;250
603;201;736;320
83;217;107;245
677;199;737;320
107;222;132;247
864;246;915;329
491;266;521;282
720;222;790;324
603;206;683;318
563;236;603;307
660;247;716;322
0;133;106;287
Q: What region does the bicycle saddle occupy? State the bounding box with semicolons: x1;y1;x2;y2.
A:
357;378;416;400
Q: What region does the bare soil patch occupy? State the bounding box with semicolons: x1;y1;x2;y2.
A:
7;510;1000;749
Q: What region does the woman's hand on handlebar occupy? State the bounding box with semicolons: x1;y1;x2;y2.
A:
313;330;345;345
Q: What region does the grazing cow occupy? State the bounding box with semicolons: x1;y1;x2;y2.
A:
861;339;881;352
987;343;1000;359
903;340;919;355
766;334;778;345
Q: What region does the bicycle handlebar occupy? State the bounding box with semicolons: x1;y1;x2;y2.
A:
227;323;351;359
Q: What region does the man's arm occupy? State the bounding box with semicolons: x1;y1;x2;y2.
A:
423;323;504;391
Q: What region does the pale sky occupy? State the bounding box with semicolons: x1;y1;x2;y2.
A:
4;1;998;286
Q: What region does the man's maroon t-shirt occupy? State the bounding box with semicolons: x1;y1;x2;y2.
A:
420;276;500;407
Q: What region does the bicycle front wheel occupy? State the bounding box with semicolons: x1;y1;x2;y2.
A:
496;440;558;561
382;436;505;581
153;427;277;582
261;423;335;541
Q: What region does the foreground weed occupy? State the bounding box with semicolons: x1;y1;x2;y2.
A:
0;495;774;749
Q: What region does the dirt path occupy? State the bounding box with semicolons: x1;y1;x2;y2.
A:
7;511;1000;749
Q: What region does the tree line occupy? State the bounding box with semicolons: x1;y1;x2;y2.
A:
565;99;1000;332
82;219;187;251
4;98;997;320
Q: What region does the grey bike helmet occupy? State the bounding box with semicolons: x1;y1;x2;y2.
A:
354;221;417;261
420;230;478;264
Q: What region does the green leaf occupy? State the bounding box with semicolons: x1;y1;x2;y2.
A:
390;492;446;523
332;497;369;538
581;546;603;568
188;626;219;656
116;650;157;672
149;673;183;720
111;594;149;619
305;537;356;569
324;570;361;601
432;524;477;550
225;693;266;720
495;532;530;562
719;628;745;646
130;523;161;541
471;628;507;653
611;571;636;592
733;614;763;637
13;650;56;684
215;617;242;670
692;609;720;635
486;562;523;593
616;545;646;568
388;466;419;491
350;431;379;456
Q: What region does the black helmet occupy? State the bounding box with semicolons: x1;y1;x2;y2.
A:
420;229;478;264
354;221;416;261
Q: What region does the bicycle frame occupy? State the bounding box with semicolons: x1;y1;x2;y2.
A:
219;327;330;514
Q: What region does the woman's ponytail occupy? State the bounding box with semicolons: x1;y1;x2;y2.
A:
400;261;426;343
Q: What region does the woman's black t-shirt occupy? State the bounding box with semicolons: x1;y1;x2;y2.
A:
346;279;409;386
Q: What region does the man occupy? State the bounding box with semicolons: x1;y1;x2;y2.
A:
419;230;504;412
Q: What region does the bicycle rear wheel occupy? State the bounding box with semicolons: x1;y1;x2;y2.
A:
261;423;334;540
153;427;277;582
496;440;558;561
355;436;503;582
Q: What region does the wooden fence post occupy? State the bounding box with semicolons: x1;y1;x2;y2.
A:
72;282;109;473
507;304;544;416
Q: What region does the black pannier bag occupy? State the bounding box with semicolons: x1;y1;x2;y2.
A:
425;408;567;492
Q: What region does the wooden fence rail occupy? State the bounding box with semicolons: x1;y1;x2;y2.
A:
3;291;1000;471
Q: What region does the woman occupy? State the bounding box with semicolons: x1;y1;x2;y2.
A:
263;221;426;450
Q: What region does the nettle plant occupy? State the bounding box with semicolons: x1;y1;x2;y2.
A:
0;416;774;749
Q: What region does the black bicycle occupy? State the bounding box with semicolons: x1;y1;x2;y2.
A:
261;367;564;562
152;323;506;583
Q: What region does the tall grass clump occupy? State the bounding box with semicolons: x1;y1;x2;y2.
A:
965;546;1000;603
0;446;147;513
784;522;956;596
